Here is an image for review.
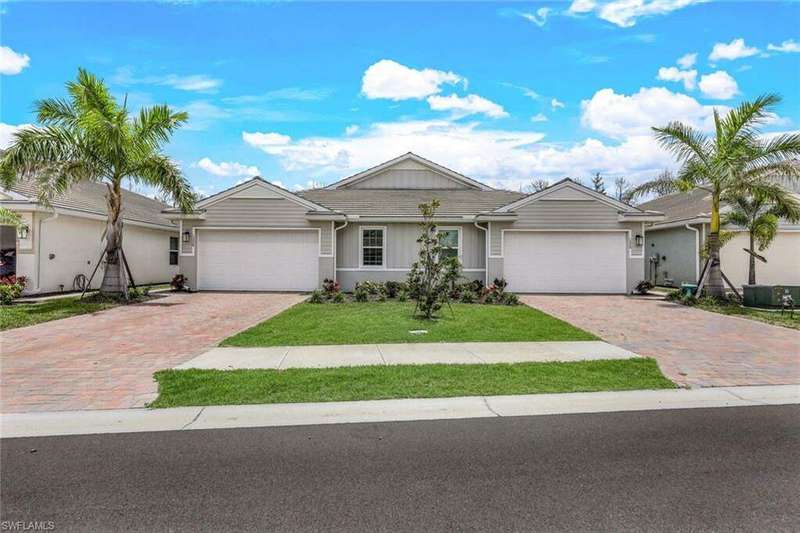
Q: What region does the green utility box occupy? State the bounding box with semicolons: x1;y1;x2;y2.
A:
743;285;800;308
680;283;697;296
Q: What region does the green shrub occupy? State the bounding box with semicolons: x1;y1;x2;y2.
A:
0;284;24;305
397;290;408;302
331;292;345;304
384;281;404;298
460;290;476;304
308;290;326;304
501;292;520;306
354;286;369;302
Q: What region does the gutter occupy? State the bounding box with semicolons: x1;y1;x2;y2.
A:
473;220;488;286
333;220;349;284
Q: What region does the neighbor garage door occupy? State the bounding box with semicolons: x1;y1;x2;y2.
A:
197;229;319;291
503;231;627;293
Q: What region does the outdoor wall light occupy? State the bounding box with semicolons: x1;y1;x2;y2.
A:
635;234;643;246
182;231;191;243
17;225;29;239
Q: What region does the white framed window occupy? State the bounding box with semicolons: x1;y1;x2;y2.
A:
169;236;179;265
360;226;386;268
437;226;461;261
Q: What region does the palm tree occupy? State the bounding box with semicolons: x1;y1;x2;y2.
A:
635;94;800;297
723;188;800;285
0;207;23;228
0;69;194;297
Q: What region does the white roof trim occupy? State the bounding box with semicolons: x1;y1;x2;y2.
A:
324;152;493;191
0;188;31;201
494;179;641;213
194;177;332;212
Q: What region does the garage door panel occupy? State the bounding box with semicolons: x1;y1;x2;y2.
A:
198;230;318;291
504;232;627;293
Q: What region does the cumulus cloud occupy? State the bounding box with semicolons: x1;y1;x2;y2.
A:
345;125;360;136
0;123;33;148
242;131;292;147
530;113;549;123
767;39;800;53
361;59;464;101
580;86;724;139
519;7;552;27
112;66;222;93
677;52;697;69
427;93;508;118
698;71;739;99
551;98;566;110
657;66;697;90
195;157;260;178
0;46;30;75
709;38;759;61
571;0;703;28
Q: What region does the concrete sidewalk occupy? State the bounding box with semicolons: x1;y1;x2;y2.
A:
3;385;798;439
176;341;638;370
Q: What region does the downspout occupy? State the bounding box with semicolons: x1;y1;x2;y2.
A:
35;211;59;291
685;224;700;283
333;219;348;284
473;220;488;287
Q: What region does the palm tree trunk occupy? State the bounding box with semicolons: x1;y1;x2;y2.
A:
748;232;756;285
99;181;128;298
706;194;725;299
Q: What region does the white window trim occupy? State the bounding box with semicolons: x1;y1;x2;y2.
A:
169;235;180;265
359;225;387;269
436;226;463;261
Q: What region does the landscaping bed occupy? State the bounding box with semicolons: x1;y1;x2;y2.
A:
222;300;597;347
150;358;674;408
667;292;800;330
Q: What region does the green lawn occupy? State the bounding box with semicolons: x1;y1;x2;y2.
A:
693;300;800;330
0;294;120;331
221;301;597;347
150;358;674;408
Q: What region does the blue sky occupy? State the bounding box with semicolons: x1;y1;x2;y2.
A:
1;1;799;196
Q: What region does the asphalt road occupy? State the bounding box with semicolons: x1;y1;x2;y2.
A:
2;405;799;532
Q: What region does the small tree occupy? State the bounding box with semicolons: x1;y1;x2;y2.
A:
591;173;605;193
522;179;550;193
614;177;635;204
407;199;461;319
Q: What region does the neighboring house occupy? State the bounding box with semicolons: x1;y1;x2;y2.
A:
639;188;800;288
0;179;179;294
164;153;662;294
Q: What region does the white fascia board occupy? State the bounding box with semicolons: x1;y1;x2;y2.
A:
196;177;332;212
647;217;710;230
495;179;639;213
618;213;665;222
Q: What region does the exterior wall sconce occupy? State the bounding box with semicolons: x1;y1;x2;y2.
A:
635;234;643;246
17;225;29;239
182;231;191;243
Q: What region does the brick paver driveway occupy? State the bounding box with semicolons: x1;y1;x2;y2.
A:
1;292;304;413
522;295;800;388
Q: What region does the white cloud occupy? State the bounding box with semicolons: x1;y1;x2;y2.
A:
767;39;800;53
0;46;30;75
242;131;292;147
580;86;724;139
594;0;704;28
0;123;33;149
112;66;222;93
657;66;697;90
427;93;508;118
568;0;597;14
361;59;464;101
195;157;260;178
345;125;360;136
222;87;331;104
502;83;539;99
698;71;739;99
530;113;549;123
551;98;566;110
709;38;759;61
292;180;326;191
178;101;230;130
677;52;697;69
519;7;552;27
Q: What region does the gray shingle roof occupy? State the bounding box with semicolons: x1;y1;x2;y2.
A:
298;189;524;216
5;179;175;228
637;188;713;224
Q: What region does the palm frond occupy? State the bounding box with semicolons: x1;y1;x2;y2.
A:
36;98;79;126
0;207;23;227
132;154;196;213
720;93;781;146
133;105;189;152
652;122;710;164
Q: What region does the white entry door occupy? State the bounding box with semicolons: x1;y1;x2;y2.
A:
503;231;627;293
197;229;319;291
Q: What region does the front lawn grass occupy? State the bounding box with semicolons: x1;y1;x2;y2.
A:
693;300;800;330
0;294;119;331
222;301;596;347
150;358;674;408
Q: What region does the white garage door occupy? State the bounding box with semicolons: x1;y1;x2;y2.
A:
197;230;319;291
504;232;627;293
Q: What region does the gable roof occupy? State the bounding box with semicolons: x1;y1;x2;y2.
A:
637;188;714;225
163;177;333;215
299;188;523;217
493;178;645;213
1;178;176;229
323;152;494;191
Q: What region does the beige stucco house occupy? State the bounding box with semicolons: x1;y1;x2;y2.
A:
639;188;800;288
164;153;663;293
1;179;179;294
